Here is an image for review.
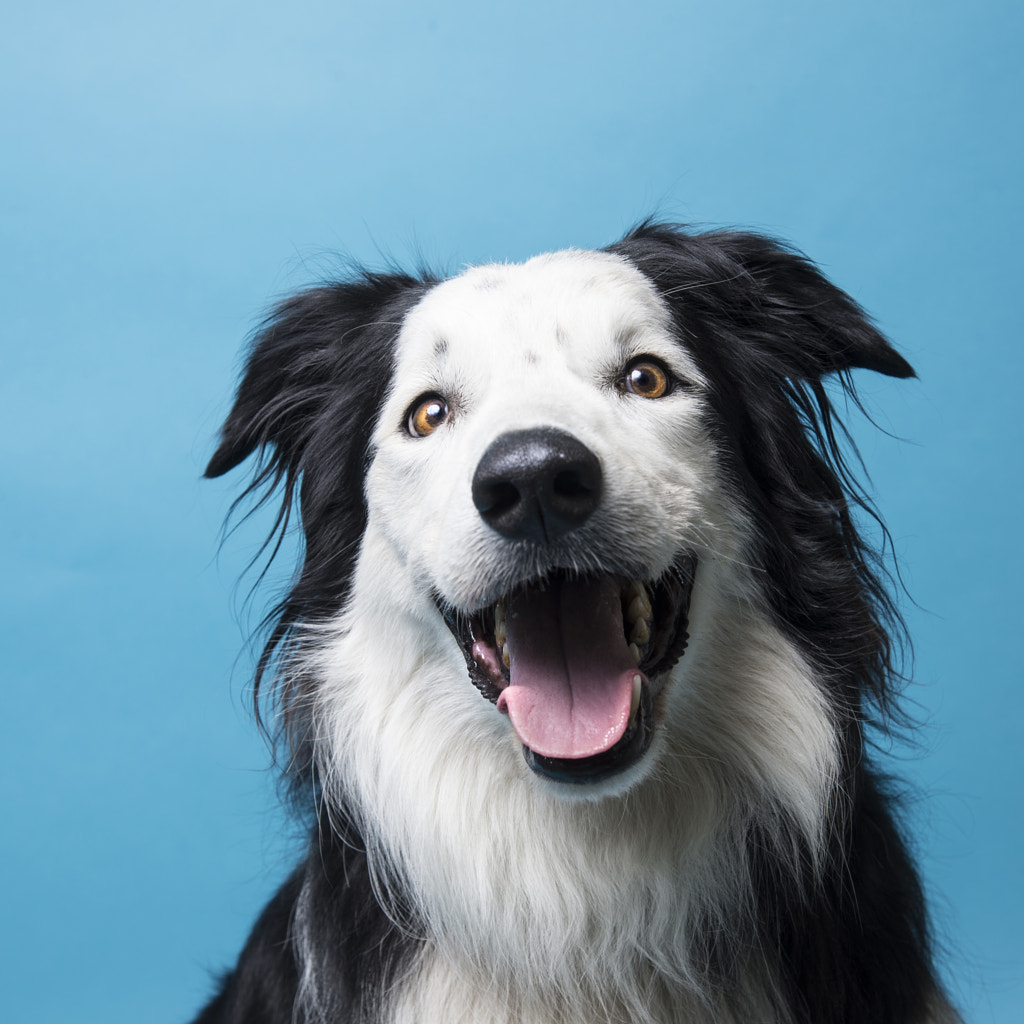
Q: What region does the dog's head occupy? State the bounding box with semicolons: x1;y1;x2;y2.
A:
208;224;913;807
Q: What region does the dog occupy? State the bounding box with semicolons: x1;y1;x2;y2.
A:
193;223;958;1023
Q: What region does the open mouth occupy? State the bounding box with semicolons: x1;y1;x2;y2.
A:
440;556;696;784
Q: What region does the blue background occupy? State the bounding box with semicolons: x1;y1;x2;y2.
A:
2;2;1021;1021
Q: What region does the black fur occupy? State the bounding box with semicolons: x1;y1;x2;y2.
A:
206;271;434;785
192;819;419;1024
194;224;955;1023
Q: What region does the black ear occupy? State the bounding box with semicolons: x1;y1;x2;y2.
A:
205;271;429;481
609;223;915;381
206;270;432;784
705;230;915;380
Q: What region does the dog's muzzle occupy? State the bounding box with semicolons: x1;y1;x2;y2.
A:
441;428;695;784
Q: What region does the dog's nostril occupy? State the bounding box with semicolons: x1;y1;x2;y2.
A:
553;468;595;499
472;428;602;544
475;480;521;518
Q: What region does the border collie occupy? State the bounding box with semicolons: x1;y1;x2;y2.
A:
193;223;958;1023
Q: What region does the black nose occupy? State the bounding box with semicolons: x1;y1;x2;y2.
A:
471;428;603;543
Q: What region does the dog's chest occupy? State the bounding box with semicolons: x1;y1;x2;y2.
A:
385;949;735;1024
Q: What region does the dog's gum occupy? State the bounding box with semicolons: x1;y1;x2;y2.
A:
472;639;506;688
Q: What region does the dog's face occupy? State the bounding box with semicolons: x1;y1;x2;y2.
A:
364;251;740;788
207;224;914;828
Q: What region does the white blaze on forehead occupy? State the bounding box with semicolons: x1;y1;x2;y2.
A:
376;249;704;438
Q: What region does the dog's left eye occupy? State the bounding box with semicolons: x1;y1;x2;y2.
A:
406;394;452;437
621;358;671;399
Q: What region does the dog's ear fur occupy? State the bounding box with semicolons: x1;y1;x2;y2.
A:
205;272;429;481
205;271;433;781
609;223;915;382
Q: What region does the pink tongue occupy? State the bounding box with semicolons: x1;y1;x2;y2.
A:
496;576;643;759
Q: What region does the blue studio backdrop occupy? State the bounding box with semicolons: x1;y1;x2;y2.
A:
2;2;1021;1021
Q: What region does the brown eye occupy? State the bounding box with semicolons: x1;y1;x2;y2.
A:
407;395;451;437
623;359;670;399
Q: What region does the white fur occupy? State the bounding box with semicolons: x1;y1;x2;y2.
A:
297;251;839;1023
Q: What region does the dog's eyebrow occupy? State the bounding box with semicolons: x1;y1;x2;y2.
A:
613;325;643;353
433;337;449;358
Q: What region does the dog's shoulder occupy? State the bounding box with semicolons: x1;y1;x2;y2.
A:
192;825;420;1024
190;867;303;1024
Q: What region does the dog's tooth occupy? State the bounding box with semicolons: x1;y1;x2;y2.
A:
626;594;652;626
628;642;642;665
630;617;650;645
494;600;507;648
502;643;510;669
624;579;647;606
629;673;642;722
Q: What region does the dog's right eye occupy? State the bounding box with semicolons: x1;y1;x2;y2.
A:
406;394;451;437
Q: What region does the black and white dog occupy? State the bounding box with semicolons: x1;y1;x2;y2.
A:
194;224;957;1023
